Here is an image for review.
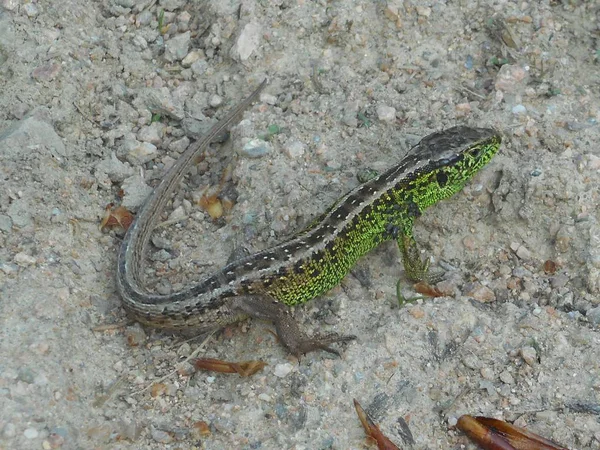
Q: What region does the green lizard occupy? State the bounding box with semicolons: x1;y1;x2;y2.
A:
117;80;502;356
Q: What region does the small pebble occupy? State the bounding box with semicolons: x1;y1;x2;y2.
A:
520;346;537;366
209;94;223;107
167;205;186;222
151;428;173;444
512;104;527;115
14;252;37;266
164;31;191;62
241;139;270;158
260;93;277;105
495;64;528;93
465;284;496;303
258;393;272;402
273;363;294;378
480;367;494;380
586;306;600;326
376;105;396;122
181;50;203;67
516;245;531;259
24;427;39;439
284;140;306;159
235;22;261;61
499;370;515;385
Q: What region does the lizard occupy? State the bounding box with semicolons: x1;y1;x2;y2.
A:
116;80;502;356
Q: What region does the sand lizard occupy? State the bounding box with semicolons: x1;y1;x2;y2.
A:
116;80;501;356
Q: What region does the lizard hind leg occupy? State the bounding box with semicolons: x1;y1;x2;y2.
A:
230;296;356;357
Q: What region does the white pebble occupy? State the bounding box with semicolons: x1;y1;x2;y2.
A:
376;105;396;122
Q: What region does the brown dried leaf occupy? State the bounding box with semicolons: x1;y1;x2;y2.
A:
414;281;444;298
192;358;267;377
100;204;134;231
543;260;557;274
150;383;167;398
457;415;568;450
192;420;211;437
353;399;401;450
198;194;223;219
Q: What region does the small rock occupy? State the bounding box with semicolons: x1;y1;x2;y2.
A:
462;354;481;370
479;380;497;397
408;305;425;319
14;252;37;266
32;63;60;81
384;4;400;23
283;140;306;159
151;249;171;262
515;245;531;260
588;154;600;170
376;105;396;122
550;274;569;289
150;427;173;444
455;102;471;116
495;64;529;94
480;367;494;380
258;393;272;402
587;306;600;326
23;3;39;17
234;22;261;61
120;174;153;210
0;115;67;160
34;372;49;386
191;59;209;76
465;283;496;303
181;50;204;67
2;0;19;11
260;92;277;105
209;94;223;108
125;324;147;346
240;139;270;158
137;122;165;145
95;152;134;183
168;136;190;153
416;6;431;17
24;427;39;439
499;370;515;384
151;235;172;250
122;140;159;165
140;87;185;120
10;102;29;119
520;346;537;366
164;31;190;62
168;205;186;222
159;0;186;11
273;363;294;378
136;10;153;26
512;104;527;115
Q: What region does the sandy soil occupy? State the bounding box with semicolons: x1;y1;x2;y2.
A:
1;1;599;449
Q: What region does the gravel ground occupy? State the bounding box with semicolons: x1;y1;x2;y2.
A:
1;1;600;449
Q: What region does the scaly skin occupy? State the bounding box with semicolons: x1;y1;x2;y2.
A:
117;81;501;355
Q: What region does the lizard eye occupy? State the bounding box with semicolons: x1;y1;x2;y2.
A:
467;145;485;159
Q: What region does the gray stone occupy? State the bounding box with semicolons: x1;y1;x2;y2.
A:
121;139;159;165
120;174;153;210
95;152;134;183
164;31;190;62
240;139;271;158
233;22;261;61
587;306;600;326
